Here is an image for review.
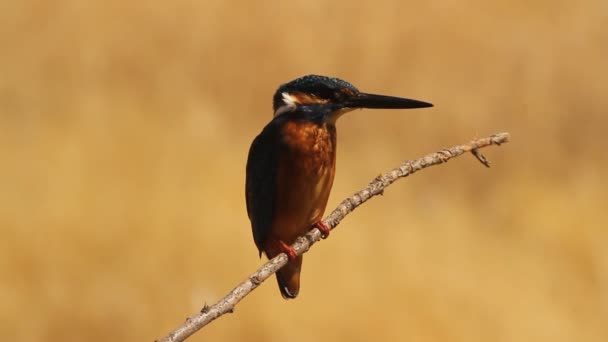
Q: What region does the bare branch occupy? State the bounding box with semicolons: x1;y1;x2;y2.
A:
156;132;511;342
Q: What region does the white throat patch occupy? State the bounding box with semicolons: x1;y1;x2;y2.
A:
327;107;356;124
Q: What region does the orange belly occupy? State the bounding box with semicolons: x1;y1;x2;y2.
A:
264;120;336;256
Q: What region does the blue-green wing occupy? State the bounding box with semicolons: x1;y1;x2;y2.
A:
245;122;278;256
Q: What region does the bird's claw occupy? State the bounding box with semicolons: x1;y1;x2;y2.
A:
278;240;297;261
314;221;331;239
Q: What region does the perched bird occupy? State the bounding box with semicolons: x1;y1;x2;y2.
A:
245;75;432;299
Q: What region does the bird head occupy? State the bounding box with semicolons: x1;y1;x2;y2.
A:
272;75;433;122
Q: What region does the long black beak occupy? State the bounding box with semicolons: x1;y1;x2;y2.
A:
344;93;433;109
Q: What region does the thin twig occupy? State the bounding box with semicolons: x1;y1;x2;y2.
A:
156;132;511;342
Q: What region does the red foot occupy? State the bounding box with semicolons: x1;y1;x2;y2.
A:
314;221;331;239
278;240;297;261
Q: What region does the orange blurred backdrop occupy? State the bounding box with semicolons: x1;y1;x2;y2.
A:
1;1;606;341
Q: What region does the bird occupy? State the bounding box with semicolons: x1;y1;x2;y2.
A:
245;75;432;299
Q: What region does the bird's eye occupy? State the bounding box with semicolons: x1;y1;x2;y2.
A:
312;89;333;101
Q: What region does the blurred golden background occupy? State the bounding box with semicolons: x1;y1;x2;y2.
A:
1;1;607;341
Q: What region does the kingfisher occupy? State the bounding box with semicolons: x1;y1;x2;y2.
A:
245;75;432;299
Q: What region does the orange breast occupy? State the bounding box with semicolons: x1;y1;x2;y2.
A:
267;120;337;249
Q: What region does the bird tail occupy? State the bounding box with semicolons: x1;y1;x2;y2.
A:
275;255;302;299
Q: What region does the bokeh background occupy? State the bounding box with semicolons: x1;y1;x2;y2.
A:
1;1;607;341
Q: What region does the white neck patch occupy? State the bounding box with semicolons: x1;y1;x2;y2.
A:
274;92;298;117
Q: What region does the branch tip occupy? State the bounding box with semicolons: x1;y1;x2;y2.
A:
471;148;491;168
490;132;510;145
